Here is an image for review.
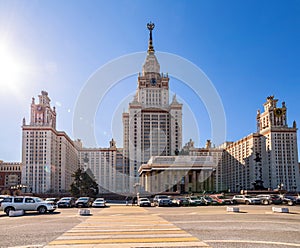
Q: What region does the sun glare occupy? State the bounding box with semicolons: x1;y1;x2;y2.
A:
0;44;22;91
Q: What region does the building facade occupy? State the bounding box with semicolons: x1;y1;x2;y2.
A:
18;24;300;195
21;91;80;193
78;139;129;194
183;139;224;192
123;23;183;191
218;133;261;192
216;96;300;192
256;96;299;191
0;161;22;194
139;155;217;194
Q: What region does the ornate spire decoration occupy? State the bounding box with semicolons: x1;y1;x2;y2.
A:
147;22;155;54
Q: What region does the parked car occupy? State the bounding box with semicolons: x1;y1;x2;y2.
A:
171;197;189;207
45;198;59;204
200;196;218;205
210;194;233;205
92;198;106;208
138;198;151;207
57;197;76;208
256;194;282;205
0;196;56;215
232;195;261;205
75;197;93;208
281;195;296;206
153;195;172;207
0;195;9;203
186;196;204;206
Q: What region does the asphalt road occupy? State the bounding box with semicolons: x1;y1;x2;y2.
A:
0;205;299;248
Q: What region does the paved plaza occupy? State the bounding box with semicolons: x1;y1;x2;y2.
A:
1;205;300;248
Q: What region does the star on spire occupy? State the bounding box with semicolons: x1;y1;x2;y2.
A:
147;22;155;54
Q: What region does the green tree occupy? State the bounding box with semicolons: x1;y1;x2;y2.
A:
70;168;99;198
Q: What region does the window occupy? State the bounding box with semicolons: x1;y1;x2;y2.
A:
25;198;35;203
14;197;23;203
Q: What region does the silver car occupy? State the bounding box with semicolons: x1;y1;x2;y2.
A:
1;196;57;215
92;198;106;208
232;195;261;205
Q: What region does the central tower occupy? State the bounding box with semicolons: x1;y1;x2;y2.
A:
123;23;183;191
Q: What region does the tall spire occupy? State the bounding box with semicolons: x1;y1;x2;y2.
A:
143;22;160;74
147;22;155;54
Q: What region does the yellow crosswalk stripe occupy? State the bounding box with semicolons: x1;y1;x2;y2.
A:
50;237;200;245
46;206;210;247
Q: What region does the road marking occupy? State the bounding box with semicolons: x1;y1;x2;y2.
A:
46;206;210;247
49;237;201;245
204;240;300;247
65;230;186;235
173;220;300;225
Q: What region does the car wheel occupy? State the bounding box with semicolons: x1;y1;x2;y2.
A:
245;201;250;205
38;206;47;214
263;199;269;205
5;207;14;216
287;201;294;206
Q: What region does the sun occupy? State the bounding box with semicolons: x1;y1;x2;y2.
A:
0;44;22;90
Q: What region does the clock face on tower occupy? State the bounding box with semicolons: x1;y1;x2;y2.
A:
151;78;156;86
274;108;283;117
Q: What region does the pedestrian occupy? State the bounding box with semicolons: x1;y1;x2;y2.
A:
132;196;137;206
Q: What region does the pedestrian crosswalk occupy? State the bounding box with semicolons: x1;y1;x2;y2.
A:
46;206;210;247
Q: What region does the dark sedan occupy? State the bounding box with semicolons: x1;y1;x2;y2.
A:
57;197;76;208
75;197;93;208
282;195;296;206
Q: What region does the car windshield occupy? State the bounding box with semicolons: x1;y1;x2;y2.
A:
272;195;280;199
61;198;71;201
35;198;43;202
158;196;168;199
79;197;89;200
95;199;104;202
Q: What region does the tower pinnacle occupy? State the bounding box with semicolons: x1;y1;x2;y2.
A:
147;22;155;54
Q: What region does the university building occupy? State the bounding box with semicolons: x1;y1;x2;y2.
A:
123;22;182;191
216;96;300;193
0;161;22;194
18;23;300;195
147;96;300;194
21;91;80;193
256;96;299;191
77;139;128;194
138;155;217;193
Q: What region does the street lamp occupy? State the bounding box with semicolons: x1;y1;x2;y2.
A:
133;183;140;206
278;183;284;194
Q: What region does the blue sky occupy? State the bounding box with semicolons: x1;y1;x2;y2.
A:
0;0;299;161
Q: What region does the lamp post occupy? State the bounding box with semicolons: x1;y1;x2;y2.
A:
278;183;284;194
133;183;140;206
